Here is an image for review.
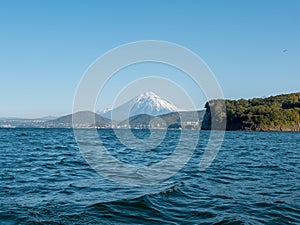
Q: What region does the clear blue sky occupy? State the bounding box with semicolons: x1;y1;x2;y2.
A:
1;0;299;118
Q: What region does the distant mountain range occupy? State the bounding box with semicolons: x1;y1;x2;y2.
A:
119;110;205;129
46;111;113;128
44;110;204;129
0;116;57;121
1;92;299;131
37;116;58;120
0;91;203;129
5;109;202;129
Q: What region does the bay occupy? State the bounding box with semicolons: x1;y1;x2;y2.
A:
0;128;299;224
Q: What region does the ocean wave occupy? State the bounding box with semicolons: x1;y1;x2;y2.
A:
89;182;185;208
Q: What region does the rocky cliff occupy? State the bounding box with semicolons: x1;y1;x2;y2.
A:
202;92;300;131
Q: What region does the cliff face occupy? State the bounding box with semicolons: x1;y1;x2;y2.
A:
202;92;300;132
201;100;227;130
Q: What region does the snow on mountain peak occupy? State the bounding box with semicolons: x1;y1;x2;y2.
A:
136;91;159;102
130;92;178;116
100;91;179;121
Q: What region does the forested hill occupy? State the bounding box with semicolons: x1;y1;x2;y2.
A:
202;92;300;131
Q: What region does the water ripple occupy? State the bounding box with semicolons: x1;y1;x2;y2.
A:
0;129;299;224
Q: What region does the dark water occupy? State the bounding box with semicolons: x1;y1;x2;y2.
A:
0;129;299;224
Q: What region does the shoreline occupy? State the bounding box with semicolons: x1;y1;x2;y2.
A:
1;127;299;133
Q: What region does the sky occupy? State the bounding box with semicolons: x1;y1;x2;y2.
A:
0;0;299;118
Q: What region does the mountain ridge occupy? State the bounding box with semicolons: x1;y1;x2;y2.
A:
1;92;299;131
102;92;179;121
119;110;205;129
46;111;113;128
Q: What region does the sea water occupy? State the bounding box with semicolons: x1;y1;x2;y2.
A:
0;129;299;224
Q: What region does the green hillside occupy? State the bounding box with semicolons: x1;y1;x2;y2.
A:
202;92;300;131
47;111;112;128
119;111;205;129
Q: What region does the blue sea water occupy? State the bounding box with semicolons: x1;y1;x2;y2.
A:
0;128;299;224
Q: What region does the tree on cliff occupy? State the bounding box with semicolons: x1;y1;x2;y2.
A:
202;92;300;131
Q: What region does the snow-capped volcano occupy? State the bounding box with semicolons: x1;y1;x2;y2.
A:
102;92;178;121
130;92;178;116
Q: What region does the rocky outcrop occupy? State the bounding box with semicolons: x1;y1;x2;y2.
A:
202;93;300;132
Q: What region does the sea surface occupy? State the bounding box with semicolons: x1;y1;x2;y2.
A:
0;128;299;224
